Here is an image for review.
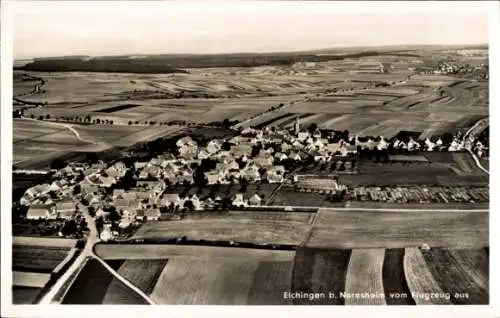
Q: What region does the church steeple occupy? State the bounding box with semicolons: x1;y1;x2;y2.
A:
294;116;300;136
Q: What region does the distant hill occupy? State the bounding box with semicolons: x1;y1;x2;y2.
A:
13;48;431;74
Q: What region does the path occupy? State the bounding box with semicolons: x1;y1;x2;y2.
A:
40;198;155;305
21;118;100;145
463;118;489;174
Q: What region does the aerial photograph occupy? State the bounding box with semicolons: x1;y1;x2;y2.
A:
7;1;490;307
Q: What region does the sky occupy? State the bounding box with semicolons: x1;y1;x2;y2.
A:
10;1;490;59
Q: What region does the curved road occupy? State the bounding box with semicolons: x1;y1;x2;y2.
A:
21;118;100;145
463;118;489;174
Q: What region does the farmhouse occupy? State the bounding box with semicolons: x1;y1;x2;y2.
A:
55;200;76;213
162;194;182;207
267;165;285;183
248;194;262;206
232;194;247;207
145;209;161;221
26;205;56;220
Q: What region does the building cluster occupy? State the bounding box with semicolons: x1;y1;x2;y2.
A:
433;61;488;80
348;186;488;204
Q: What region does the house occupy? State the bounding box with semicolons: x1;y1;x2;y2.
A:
134;162;149;170
162;194;182;207
176;136;197;148
288;152;302;161
241;166;261;182
26;205;55;220
145;209;161;221
190;194;201;210
231;144;253;157
254;155;274;168
207;140;222;154
81;184;98;196
20;195;32;206
248;194;262;206
312;129;322;139
55;200;76;213
179;144;198;159
100;224;114;242
96;208;110;219
135;209;145;220
105;166;120;179
205;171;222;185
267;165;285;183
298;132;310;141
274;152;288;162
197;149;210;160
98;176;115;188
59;210;76;220
232;194;247;207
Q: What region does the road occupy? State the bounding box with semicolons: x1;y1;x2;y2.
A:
40;198;155;305
463;118;489;174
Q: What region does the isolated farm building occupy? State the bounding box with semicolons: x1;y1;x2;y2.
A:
26;205;56;220
248;194;262;206
232;194;247;207
145;209;161;221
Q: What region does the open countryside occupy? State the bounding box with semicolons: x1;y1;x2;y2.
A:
12;20;489;306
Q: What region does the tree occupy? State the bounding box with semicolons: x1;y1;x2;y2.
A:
222;118;230;128
183;200;195;211
128;121;132;125
30;114;35;119
38;115;44;120
51;158;66;170
96;119;101;124
61;220;78;236
239;177;249;193
308;123;318;134
109;120;114;125
107;206;120;223
45;114;51;120
73;184;81;195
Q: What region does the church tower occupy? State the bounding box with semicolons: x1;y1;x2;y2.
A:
294;116;300;136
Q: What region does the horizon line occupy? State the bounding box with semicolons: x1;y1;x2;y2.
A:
14;42;489;61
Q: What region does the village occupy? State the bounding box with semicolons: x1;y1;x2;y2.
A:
15;116;488;241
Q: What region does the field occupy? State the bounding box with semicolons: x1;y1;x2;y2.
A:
307;209;487;249
13;48;488;169
94;245;296;305
13;118;184;169
12;245;72;273
62;258;148;304
344;249;386;305
132;216;312;246
12;237;77;304
334;153;489;187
